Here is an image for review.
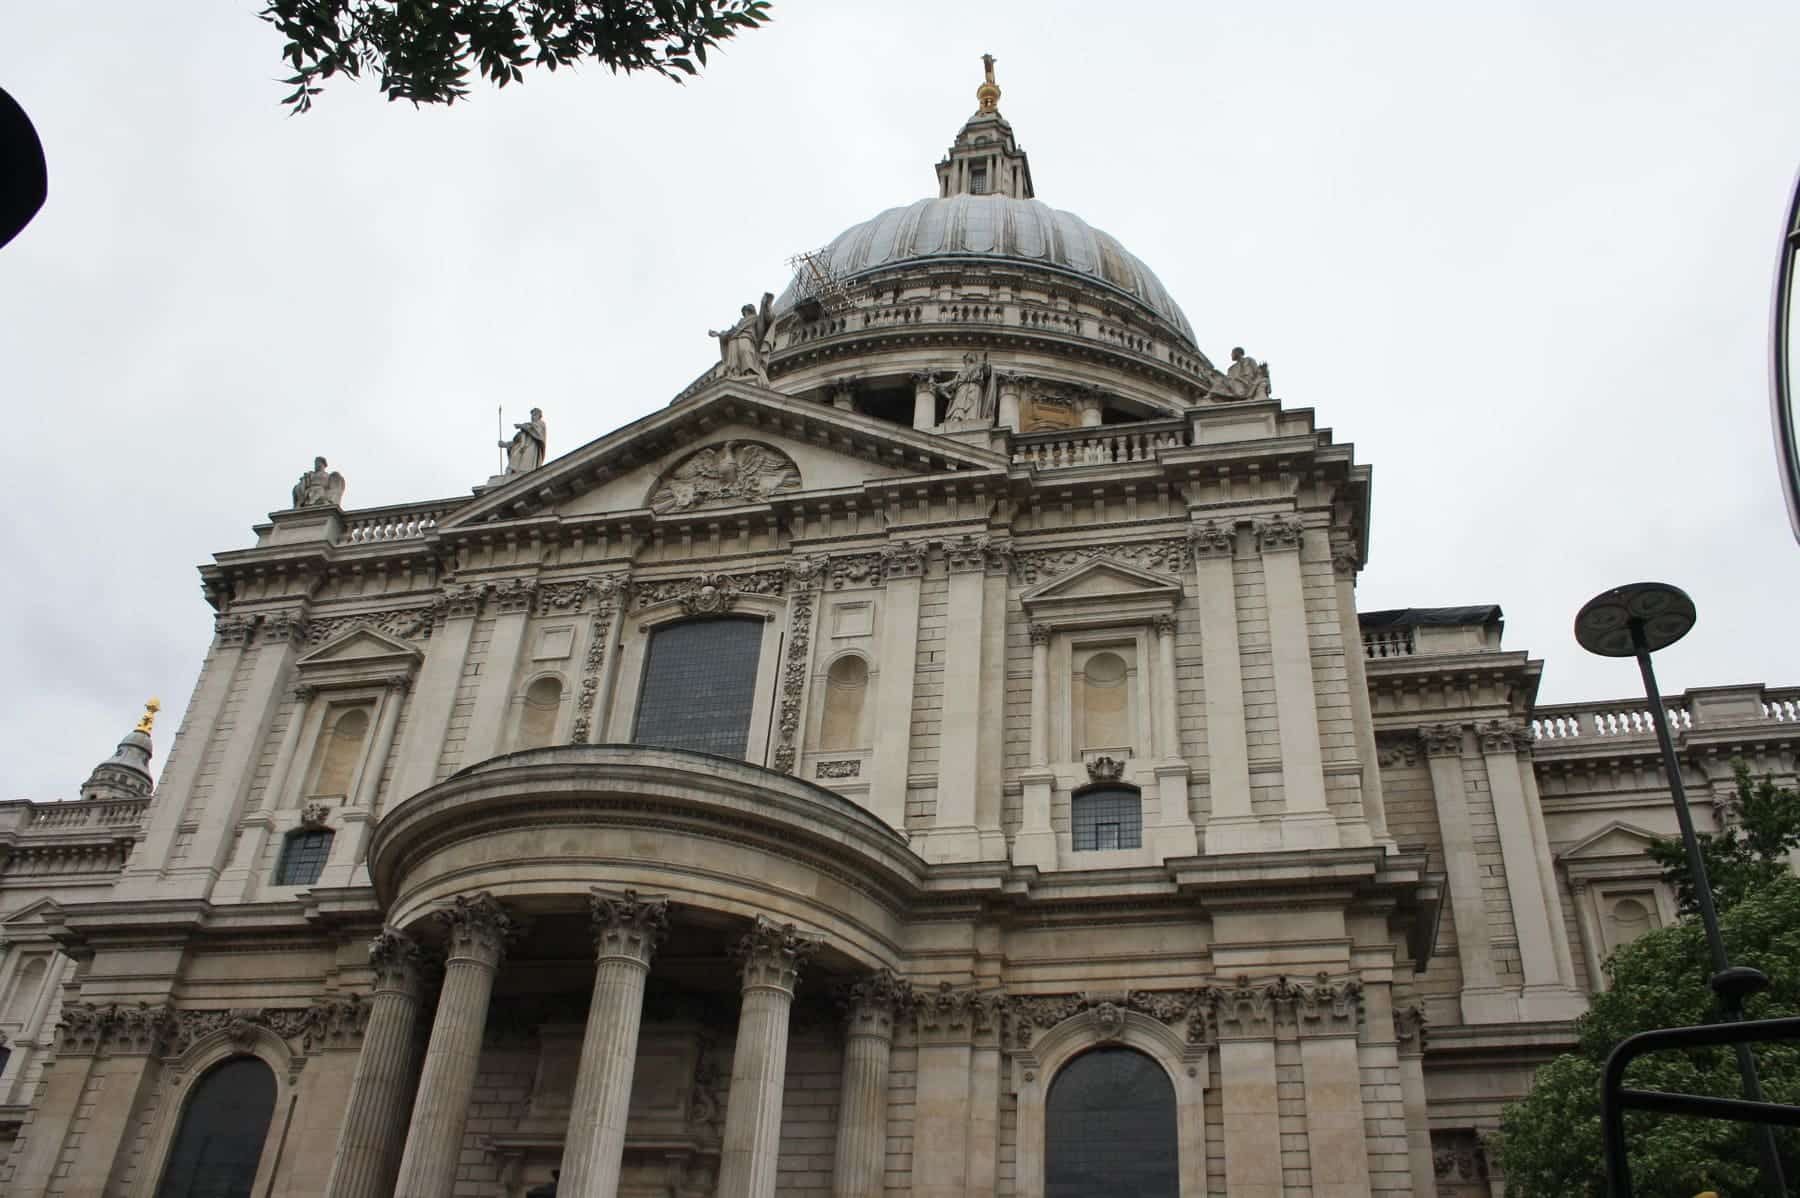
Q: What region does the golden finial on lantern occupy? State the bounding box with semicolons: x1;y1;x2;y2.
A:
135;698;162;735
976;53;1001;114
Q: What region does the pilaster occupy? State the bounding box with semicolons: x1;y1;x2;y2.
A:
1420;724;1514;1023
1190;521;1262;853
1332;542;1393;848
461;581;536;764
1255;517;1337;851
1013;622;1057;870
919;535;988;861
869;542;925;830
388;585;482;801
910;984;1006;1198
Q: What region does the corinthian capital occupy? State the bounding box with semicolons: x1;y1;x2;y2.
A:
1253;515;1304;554
733;915;820;995
1477;718;1534;757
368;927;429;995
437;893;515;966
1187;520;1235;559
1418;723;1466;758
836;968;913;1039
590;888;671;967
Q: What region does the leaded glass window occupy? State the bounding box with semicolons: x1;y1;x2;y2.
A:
274;829;332;886
1045;1047;1178;1198
1071;787;1142;851
154;1056;277;1198
632;618;763;758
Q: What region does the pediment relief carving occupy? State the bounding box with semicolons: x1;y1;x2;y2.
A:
1019;554;1182;628
648;440;801;514
295;626;423;689
1556;821;1663;863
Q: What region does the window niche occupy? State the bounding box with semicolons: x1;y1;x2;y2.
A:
1556;821;1680;992
818;654;871;751
513;674;566;751
304;704;371;800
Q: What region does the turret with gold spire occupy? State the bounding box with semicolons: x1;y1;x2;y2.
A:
80;699;159;802
936;53;1034;200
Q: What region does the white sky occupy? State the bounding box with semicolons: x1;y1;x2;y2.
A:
3;2;1798;800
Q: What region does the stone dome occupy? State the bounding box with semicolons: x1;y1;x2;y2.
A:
777;194;1196;347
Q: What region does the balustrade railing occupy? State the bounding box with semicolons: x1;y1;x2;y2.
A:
1362;627;1415;658
1766;688;1800;722
25;797;150;831
1531;701;1694;741
337;499;459;545
1012;419;1186;470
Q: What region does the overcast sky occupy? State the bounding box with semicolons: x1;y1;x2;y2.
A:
3;2;1798;800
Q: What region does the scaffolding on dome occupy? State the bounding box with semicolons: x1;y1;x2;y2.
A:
785;246;851;322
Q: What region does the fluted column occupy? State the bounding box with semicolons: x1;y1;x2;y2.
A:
912;372;938;430
393;894;514;1198
831;970;910;1198
560;890;671;1198
327;929;432;1198
717;917;820;1198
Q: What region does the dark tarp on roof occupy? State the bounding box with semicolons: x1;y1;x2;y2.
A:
1358;605;1503;630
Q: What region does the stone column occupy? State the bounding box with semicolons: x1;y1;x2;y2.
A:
559;890;670;1198
327;929;432;1198
1190;521;1260;852
1394;1005;1438;1198
1216;993;1281;1198
1420;725;1512;1023
1012;623;1057;870
393;894;514;1198
1297;983;1372;1198
912;372;938;430
1254;517;1337;850
1149;614;1198;858
1479;721;1583;1020
462;581;536;763
831;970;909;1198
717;917;819;1198
1330;543;1392;845
389;586;483;799
869;542;925;829
996;373;1022;432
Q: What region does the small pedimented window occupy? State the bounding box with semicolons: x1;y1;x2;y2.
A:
274;829;333;886
1071;786;1142;851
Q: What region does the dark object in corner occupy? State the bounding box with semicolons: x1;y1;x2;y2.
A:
0;86;47;249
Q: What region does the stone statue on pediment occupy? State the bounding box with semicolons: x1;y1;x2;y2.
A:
291;456;345;508
1206;346;1271;401
710;292;776;387
499;408;547;475
938;351;997;424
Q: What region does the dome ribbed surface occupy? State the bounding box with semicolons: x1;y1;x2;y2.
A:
781;195;1194;345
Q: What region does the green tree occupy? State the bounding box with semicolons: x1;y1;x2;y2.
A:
1496;765;1800;1196
261;0;774;113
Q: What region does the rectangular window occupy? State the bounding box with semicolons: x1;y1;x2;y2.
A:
1072;788;1143;851
632;618;763;759
970;163;989;194
275;829;334;886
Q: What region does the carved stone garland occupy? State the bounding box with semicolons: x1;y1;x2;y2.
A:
58;998;369;1057
570;576;627;743
1011;537;1188;585
772;568;819;774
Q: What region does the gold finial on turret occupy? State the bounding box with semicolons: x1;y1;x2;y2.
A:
135;698;162;735
976;53;1000;114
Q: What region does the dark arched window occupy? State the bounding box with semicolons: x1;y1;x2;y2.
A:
275;829;333;886
1071;786;1142;850
155;1056;276;1198
632;618;763;758
1046;1047;1178;1198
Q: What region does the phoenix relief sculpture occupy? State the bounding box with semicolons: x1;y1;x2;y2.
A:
649;440;802;514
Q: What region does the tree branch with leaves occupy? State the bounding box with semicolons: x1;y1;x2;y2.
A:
261;0;774;113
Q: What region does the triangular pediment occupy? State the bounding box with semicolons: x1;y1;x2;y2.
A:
297;627;423;676
2;896;63;929
1557;821;1663;863
440;381;1009;529
1019;555;1183;627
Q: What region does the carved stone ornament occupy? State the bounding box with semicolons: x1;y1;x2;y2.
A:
1376;737;1419;769
1213;972;1363;1034
306;605;436;645
214;616;255;647
437;892;515;965
1028;622;1053;647
733;915;820;994
300;801;332;830
1152;613;1177;638
491;578;538;615
1394;1002;1428;1052
649;440;802;515
258;610;310;645
57;1002;176;1055
915;982;1008;1042
1013;539;1187;585
1090;1001;1126;1043
943;534;991;573
168;1000;369;1055
880;540;929;581
1006;988;1216;1049
633;569;784;614
836;968;914;1039
1477;718;1534;757
1086;755;1127;784
827;552;884;590
1419;723;1466;758
1186;521;1234;560
772;588;815;775
1253;515;1304;554
369;927;430;994
591;888;670;966
816;759;861;779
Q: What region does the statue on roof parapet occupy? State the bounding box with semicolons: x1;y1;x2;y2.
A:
1204;347;1272;402
291;456;345;508
710;292;776;387
938;351;998;424
500;408;547;475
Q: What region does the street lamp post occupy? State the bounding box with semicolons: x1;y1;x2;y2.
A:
1575;581;1786;1194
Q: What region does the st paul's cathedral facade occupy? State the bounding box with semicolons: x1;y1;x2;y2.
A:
1;61;1796;1198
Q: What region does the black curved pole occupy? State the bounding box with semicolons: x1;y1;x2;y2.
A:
0;86;47;250
1773;161;1800;544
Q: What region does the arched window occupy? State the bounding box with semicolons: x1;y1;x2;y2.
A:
1071;786;1142;851
1046;1047;1178;1198
154;1056;277;1198
306;705;370;799
516;676;563;750
818;654;870;751
274;829;333;886
632;618;763;758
